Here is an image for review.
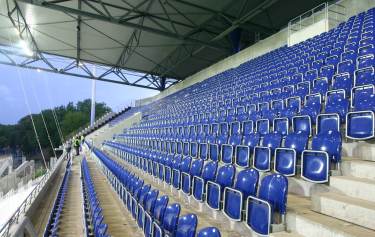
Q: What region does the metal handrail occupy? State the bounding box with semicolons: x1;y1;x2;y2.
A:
0;154;65;237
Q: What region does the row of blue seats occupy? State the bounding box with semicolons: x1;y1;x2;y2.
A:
118;112;342;183
81;157;109;237
103;142;289;236
43;159;71;237
91;146;222;237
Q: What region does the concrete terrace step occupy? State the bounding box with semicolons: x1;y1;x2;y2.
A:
341;158;375;180
287;194;375;237
270;231;305;237
311;192;375;230
329;176;375;202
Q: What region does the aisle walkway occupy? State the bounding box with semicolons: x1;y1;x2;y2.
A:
86;155;143;237
57;156;85;236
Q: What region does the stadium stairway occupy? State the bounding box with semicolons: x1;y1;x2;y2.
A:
84;150;144;237
56;156;85;236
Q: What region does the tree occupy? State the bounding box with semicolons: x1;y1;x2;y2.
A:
0;99;112;157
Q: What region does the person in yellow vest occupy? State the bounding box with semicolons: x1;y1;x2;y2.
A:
73;136;80;156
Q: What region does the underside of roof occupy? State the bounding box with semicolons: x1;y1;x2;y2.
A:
0;0;327;90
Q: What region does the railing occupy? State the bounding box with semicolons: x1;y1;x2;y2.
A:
288;3;328;45
0;153;65;237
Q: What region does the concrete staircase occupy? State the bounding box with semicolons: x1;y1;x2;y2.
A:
287;154;375;237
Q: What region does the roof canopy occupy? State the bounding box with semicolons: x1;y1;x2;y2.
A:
0;0;326;90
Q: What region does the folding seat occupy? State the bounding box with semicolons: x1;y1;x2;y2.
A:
299;63;310;75
300;93;322;123
302;114;342;183
280;96;301;118
305;69;318;83
312;77;329;96
359;36;374;47
199;143;208;160
197;227;221;237
256;119;270;137
337;60;355;75
292;115;312;137
346;85;375;139
173;156;191;189
311;59;324;71
274;131;309;176
182;159;203;195
271;99;283;116
236;106;248;122
295;82;310;99
357;53;374;70
358;44;375;57
223;168;259;221
273;117;289;137
192;161;218;202
175;214;198;237
253;133;282;172
282;85;294;99
206;164;236;210
226;108;236;122
183;142;190;157
132;184;151;219
354;66;375;86
162;154;174;184
246;174;288;236
326;55;340;67
325;90;349;122
143;189;159;235
154;203;181;237
341;50;357;62
291;73;303;84
332;72;353;94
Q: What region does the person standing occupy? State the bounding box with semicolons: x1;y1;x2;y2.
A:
80;135;85;151
64;140;72;160
73;136;80;156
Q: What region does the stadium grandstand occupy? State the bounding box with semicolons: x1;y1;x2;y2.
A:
1;0;375;236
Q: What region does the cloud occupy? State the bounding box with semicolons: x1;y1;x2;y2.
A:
0;85;15;103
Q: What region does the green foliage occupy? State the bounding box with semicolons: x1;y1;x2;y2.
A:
0;99;111;156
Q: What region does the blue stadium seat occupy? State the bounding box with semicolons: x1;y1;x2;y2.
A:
197;227;221;237
253;133;282;172
246;174;288;236
182;159;203;195
175;214;198;237
223;169;259;221
206;165;235;210
192;161;218;202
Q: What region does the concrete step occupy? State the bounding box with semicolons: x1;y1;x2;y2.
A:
341;158;375;180
312;192;375;230
287;194;375;237
330;176;375;202
342;142;375;162
270;231;304;237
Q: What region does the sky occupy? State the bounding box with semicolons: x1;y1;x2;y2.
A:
0;63;159;125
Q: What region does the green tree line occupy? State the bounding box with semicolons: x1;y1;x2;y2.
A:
0;99;111;156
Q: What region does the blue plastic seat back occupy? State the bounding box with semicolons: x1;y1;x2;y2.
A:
242;120;254;135
202;161;218;182
153;195;169;222
273;118;289;137
258;174;288;215
221;144;234;164
256;119;270;136
138;184;151;204
145;189;159;213
292;115;311;136
190;159;204;176
234;169;259;198
346;111;375;139
228;134;242;146
197;227;221;237
235;145;250;167
180;157;192;173
230;122;241;135
199;143;208;160
355;66;375;86
242;133;260;148
209;144;219;161
317;114;340;134
262;133;282;151
162;203;181;234
312;131;342;163
284;132;309;155
215;164;236;187
175;214;198;237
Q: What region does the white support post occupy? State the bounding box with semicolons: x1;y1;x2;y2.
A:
90;66;96;127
